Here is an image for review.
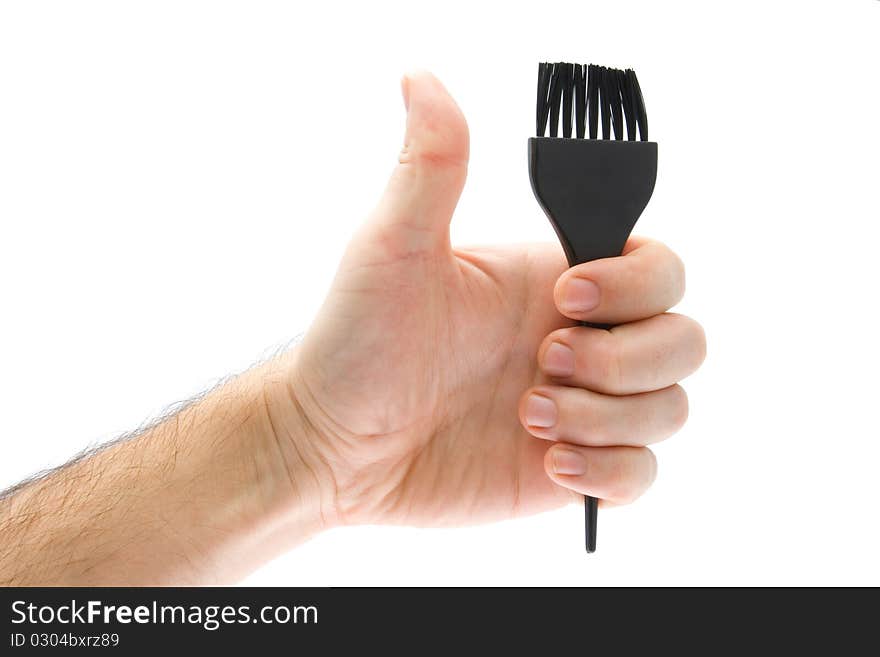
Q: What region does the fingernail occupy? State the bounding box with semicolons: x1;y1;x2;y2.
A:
563;278;600;313
543;342;575;377
525;394;557;428
552;448;587;476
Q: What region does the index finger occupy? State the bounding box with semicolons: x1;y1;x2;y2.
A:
553;236;685;324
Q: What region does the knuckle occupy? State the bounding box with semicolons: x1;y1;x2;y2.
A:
649;243;686;306
606;455;637;500
644;449;659;489
608;449;656;503
667;313;707;373
691;321;708;367
681;315;708;370
668;385;690;432
669;251;686;304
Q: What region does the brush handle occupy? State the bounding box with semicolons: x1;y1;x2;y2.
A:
584;494;598;553
580;320;610;553
528;138;658;553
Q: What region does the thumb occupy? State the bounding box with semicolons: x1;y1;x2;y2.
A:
371;70;469;250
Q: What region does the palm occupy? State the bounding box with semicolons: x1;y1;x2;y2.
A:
298;238;576;525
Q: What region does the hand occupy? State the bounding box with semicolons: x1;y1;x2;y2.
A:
272;71;706;528
0;70;705;585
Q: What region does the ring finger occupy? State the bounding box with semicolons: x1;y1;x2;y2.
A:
519;383;688;447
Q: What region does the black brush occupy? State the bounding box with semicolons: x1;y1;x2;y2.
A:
529;62;658;553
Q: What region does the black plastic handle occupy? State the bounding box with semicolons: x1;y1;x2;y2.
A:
580;320;610;553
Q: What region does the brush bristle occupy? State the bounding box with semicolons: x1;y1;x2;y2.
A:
536;62;648;141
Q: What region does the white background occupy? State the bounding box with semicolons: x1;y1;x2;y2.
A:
1;1;878;585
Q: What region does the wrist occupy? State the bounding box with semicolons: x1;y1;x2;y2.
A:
144;357;339;582
125;360;337;582
122;356;339;582
269;346;414;528
255;350;342;532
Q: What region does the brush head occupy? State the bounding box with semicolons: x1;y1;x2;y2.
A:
536;62;648;141
530;62;658;267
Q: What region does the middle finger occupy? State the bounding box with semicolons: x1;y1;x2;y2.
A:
538;312;706;395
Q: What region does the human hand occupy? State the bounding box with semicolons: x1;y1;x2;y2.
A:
0;70;705;586
270;71;706;529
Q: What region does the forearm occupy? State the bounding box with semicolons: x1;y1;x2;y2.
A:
0;354;331;585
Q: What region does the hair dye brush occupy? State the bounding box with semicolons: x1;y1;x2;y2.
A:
529;62;657;553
